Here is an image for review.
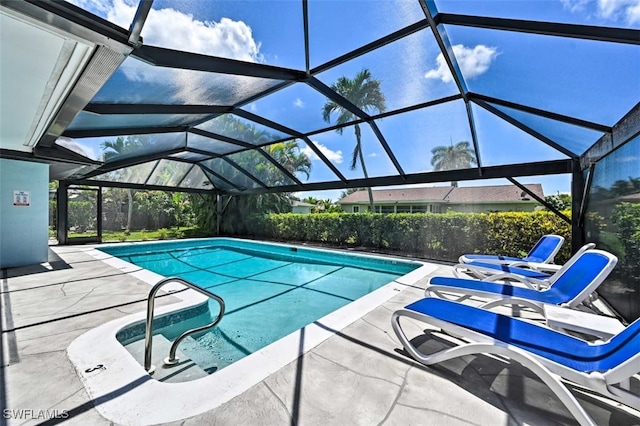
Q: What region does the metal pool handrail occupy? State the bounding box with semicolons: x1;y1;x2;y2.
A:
144;277;225;373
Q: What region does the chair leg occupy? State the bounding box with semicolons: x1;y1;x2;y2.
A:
391;310;598;426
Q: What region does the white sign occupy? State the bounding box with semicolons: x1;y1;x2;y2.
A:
13;190;30;206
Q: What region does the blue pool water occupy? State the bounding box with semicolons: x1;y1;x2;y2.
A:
99;238;421;373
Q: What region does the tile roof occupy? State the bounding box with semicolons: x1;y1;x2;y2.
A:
337;184;544;204
291;200;316;207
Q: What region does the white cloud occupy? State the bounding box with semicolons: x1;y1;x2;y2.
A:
56;137;98;161
104;0;136;28
248;103;258;113
627;1;640;22
65;0;114;19
560;0;591;13
598;0;625;19
615;154;640;162
368;152;378;158
301;142;343;164
105;0;261;61
425;44;498;83
294;98;304;108
561;0;640;24
89;0;264;104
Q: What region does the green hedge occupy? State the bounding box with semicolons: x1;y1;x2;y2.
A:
242;211;573;263
611;202;640;280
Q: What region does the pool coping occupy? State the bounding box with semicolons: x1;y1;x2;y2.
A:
67;238;437;425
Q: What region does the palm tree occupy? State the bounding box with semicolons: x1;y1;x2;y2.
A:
266;140;312;181
322;68;386;212
215;119;315;232
430;141;478;187
101;136;144;232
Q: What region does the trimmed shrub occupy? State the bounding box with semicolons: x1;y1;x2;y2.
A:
240;211;572;263
611;202;640;280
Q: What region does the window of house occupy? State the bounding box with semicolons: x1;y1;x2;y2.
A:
380;206;395;214
396;205;411;213
412;205;428;213
353;206;360;213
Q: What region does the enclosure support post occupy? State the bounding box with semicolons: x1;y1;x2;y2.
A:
571;159;586;254
216;194;222;236
97;187;103;243
56;181;68;245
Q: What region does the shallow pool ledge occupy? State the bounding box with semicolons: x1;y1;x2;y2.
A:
67;246;436;425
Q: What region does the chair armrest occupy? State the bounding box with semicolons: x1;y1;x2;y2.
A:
483;273;547;290
509;261;562;273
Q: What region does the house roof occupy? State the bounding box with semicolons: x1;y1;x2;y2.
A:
291;200;316;208
620;193;640;202
337;184;544;205
339;187;455;204
444;184;544;203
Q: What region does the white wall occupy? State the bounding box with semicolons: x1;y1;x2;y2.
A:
0;158;49;268
291;206;311;214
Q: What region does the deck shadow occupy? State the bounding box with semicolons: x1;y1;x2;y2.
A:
3;248;72;279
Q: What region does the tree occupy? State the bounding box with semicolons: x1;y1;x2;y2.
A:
190;115;313;234
302;196;319;204
134;191;174;229
317;198;343;213
545;193;572;211
591;177;640;201
265;140;312;182
322;68;386;212
101;136;145;232
610;177;640;197
430;141;477;187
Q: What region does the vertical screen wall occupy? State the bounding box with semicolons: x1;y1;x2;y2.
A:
585;136;640;323
0;158;49;268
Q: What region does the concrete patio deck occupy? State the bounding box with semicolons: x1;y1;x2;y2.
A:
1;244;639;426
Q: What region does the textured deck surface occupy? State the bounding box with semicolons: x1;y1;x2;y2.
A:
1;244;638;425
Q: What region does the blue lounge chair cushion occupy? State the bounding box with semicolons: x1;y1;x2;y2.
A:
403;298;640;373
460;234;564;264
431;250;614;305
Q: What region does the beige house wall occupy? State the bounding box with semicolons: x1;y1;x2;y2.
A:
341;202;539;214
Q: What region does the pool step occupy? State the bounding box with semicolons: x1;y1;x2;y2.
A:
174;336;220;374
125;335;210;383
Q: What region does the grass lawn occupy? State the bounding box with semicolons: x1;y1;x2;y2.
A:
50;227;210;242
102;227;210;242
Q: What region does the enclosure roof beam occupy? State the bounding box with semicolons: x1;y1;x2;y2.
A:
133;45;306;81
231;159;573;195
468;93;612;133
84;104;233;115
435;13;640;45
81;147;184;179
67;178;214;194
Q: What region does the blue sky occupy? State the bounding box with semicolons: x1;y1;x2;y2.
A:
64;0;640;201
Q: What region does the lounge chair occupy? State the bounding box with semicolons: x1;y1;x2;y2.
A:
426;249;617;314
459;234;565;265
391;297;640;426
453;243;596;287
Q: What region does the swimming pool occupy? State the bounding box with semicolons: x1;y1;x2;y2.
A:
99;238;420;374
68;238;436;424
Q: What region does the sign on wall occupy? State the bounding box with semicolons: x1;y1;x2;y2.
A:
13;190;30;206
